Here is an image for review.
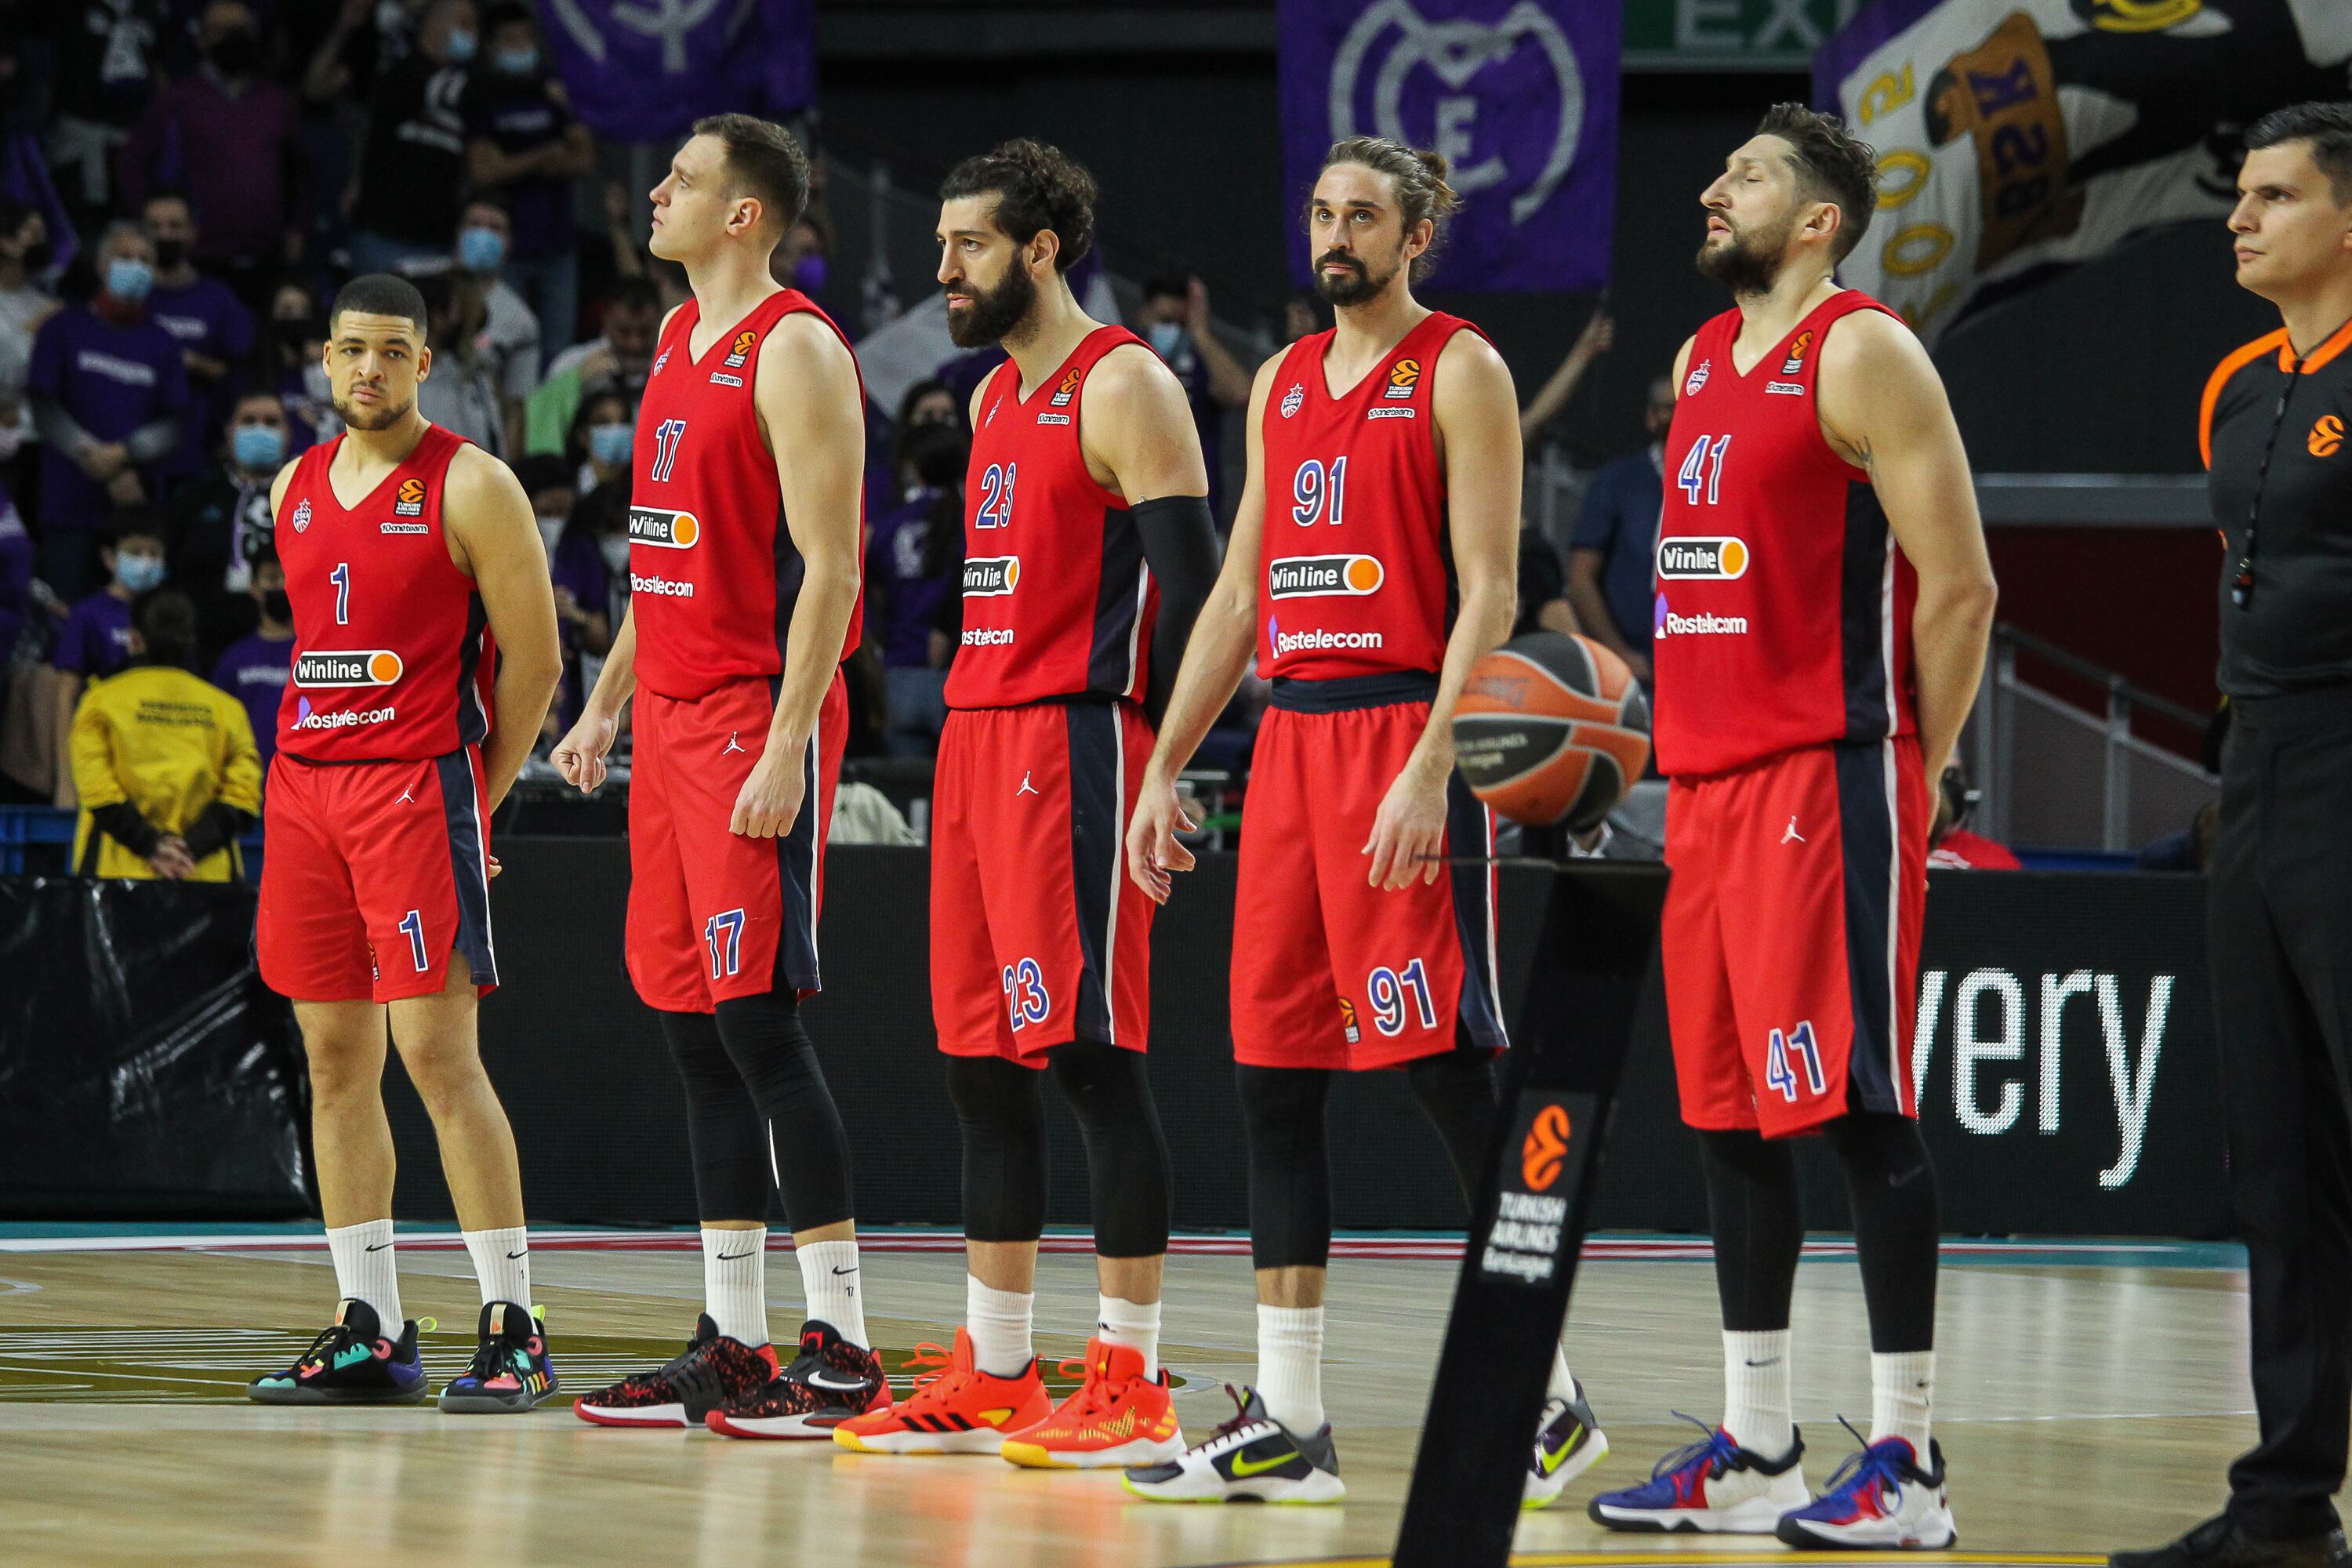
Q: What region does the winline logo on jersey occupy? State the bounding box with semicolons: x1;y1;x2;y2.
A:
963;557;1020;597
294;650;402;688
1269;554;1384;597
628;506;700;549
1656;536;1748;579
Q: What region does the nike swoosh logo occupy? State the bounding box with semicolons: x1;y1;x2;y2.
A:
365;1243;392;1252
1743;1358;1781;1367
505;1250;527;1259
829;1267;857;1276
1889;1164;1929;1188
1538;1425;1583;1475
804;1370;871;1392
716;1250;757;1261
1229;1449;1301;1479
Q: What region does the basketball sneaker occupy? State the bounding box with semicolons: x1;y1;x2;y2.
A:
1523;1379;1610;1509
1774;1428;1956;1548
437;1301;560;1414
706;1320;892;1439
1122;1386;1345;1504
572;1312;777;1428
1587;1415;1807;1532
247;1299;430;1405
1000;1338;1184;1470
832;1327;1050;1455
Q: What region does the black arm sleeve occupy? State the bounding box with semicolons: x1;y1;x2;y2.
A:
87;802;163;860
1131;493;1221;728
180;802;255;862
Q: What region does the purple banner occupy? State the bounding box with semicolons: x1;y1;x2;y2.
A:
541;0;815;143
1279;0;1619;294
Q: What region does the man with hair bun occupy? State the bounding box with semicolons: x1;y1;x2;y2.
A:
1123;136;1604;1508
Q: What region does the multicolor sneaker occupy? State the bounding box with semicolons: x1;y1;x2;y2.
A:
831;1327;1050;1455
1122;1386;1345;1504
247;1299;430;1406
572;1313;777;1428
438;1302;560;1414
1775;1426;1956;1548
706;1320;893;1439
1000;1338;1184;1470
1588;1414;1807;1532
1523;1379;1610;1509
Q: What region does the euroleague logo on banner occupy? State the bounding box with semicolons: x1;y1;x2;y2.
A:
1327;0;1585;227
2310;415;2344;458
1520;1102;1570;1191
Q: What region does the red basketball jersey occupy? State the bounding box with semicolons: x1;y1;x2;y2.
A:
629;288;864;702
273;423;494;762
1651;289;1919;779
1255;311;1471;681
946;325;1157;710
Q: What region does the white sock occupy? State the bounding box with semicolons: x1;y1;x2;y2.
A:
1547;1341;1577;1403
462;1227;530;1312
1722;1328;1795;1458
1256;1304;1325;1434
325;1219;402;1329
702;1226;769;1348
1098;1294;1161;1380
1871;1349;1935;1457
797;1238;868;1348
967;1277;1034;1378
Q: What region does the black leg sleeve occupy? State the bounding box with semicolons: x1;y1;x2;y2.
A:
1047;1040;1172;1260
712;991;855;1232
660;1010;773;1224
1820;1111;1940;1353
1697;1127;1805;1333
1236;1063;1334;1271
1406;1045;1503;1207
946;1054;1049;1244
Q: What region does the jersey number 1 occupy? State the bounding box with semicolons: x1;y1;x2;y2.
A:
1676;434;1732;506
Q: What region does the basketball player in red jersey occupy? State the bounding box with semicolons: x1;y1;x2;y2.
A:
1122;138;1603;1508
1588;105;1995;1546
550;116;887;1439
832;142;1220;1471
246;272;564;1412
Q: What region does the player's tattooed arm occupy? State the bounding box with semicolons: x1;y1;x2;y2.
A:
444;444;563;811
738;310;863;839
1126;353;1284;904
1816;310;1997;789
1362;327;1519;891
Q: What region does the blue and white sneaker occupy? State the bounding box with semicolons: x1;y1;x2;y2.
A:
1588;1414;1807;1533
248;1298;430;1405
1775;1425;1956;1548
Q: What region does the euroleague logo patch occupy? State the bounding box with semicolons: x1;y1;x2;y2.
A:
393;477;426;517
724;329;757;369
1338;997;1360;1045
1521;1104;1571;1192
1049;365;1083;408
2311;415;2344;458
1780;329;1814;377
1384;357;1421;401
1281;382;1305;419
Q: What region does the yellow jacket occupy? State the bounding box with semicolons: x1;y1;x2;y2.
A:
69;665;263;882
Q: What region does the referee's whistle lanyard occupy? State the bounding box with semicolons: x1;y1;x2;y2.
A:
2234;313;2352;610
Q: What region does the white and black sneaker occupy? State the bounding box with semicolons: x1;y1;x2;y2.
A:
1524;1379;1611;1509
1123;1386;1346;1504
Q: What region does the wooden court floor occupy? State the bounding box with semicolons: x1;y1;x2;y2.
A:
0;1232;2263;1566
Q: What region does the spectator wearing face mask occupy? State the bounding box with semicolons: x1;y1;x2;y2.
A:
408;271;506;457
406;199;540;448
264;283;331;450
346;0;479;277
53;517;170;807
70;586;261;881
27;223;189;600
514;452;609;734
866;421;966;758
118;2;307;307
1134;274;1250;517
529;278;661;452
568;388;633;498
209;546;292;770
168;390;290;665
463;3;591;367
140;194;257;487
0;199;60;429
866;376;959;524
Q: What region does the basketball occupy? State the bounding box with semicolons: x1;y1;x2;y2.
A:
1451;633;1651;832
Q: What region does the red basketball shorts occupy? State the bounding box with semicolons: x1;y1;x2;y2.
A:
1663;735;1929;1139
256;747;496;1004
1231;683;1507;1072
626;670;847;1013
931;700;1155;1063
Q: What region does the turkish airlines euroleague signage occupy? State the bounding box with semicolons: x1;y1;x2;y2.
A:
1278;0;1621;292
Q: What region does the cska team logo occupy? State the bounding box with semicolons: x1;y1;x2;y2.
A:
1780;330;1814;377
651;347;671;377
291;499;311;533
1686;358;1712;395
1281;382;1305;418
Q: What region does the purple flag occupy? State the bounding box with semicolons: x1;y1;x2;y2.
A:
1279;0;1619;294
543;0;815;143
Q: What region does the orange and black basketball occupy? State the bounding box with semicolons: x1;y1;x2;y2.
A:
1452;633;1650;832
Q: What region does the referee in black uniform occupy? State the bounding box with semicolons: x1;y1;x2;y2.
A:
2116;103;2352;1568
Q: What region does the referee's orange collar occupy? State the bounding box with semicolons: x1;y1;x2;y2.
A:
2278;314;2352;374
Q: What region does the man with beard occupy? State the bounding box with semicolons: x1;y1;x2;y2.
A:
246;270;566;1412
554;116;887;1443
1586;104;1994;1546
830;140;1219;1472
1120;136;1602;1509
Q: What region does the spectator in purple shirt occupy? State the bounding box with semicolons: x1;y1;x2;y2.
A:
210;546;291;769
118;2;307;309
142;194;256;487
52;516;167;806
463;4;593;368
866;422;966;758
27;223;190;599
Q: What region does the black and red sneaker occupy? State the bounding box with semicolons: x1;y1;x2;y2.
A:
572;1313;778;1428
706;1320;893;1440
